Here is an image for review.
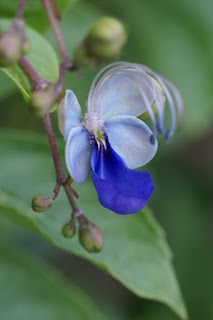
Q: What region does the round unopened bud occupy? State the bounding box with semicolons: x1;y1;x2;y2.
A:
0;32;22;66
86;17;127;60
79;219;104;253
29;86;55;117
32;194;52;212
62;222;76;238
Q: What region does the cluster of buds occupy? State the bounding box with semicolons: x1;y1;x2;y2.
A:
0;18;30;67
62;213;104;253
74;16;127;67
32;194;104;253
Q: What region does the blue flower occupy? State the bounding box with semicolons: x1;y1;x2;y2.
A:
58;62;183;214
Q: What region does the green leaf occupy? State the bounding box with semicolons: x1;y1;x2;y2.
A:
47;2;103;56
0;130;187;319
0;19;59;101
0;0;77;33
0;70;16;100
0;238;105;320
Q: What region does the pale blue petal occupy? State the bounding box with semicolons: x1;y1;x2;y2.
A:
65;126;93;183
100;72;153;120
57;90;82;141
105;115;158;169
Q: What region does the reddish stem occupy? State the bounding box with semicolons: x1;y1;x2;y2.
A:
41;0;72;66
16;0;29;19
44;113;65;183
19;57;49;90
44;113;79;213
18;3;81;220
19;58;79;213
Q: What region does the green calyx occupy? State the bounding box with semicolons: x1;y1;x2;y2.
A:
78;219;104;253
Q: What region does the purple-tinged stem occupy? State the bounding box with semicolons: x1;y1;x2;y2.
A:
15;0;29;19
57;61;68;85
44;113;79;213
18;13;81;220
44;113;66;183
19;56;79;215
41;0;72;67
63;183;79;213
19;57;49;90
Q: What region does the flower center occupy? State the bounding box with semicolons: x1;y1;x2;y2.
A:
95;129;107;151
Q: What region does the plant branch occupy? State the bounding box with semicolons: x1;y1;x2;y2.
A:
19;57;50;90
44;113;79;213
16;0;29;20
41;0;72;67
44;113;65;183
18;5;81;220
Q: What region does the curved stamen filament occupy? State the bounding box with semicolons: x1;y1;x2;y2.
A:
131;64;166;134
87;62;181;142
140;65;178;141
87;62;136;130
161;76;184;124
95;65;164;137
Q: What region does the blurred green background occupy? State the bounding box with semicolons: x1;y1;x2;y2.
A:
0;0;213;319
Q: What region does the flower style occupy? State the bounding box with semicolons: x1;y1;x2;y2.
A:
57;62;183;214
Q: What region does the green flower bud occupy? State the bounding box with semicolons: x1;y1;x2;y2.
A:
86;17;127;60
79;218;104;253
29;86;55;117
32;194;52;212
0;32;22;67
74;17;127;68
62;222;76;238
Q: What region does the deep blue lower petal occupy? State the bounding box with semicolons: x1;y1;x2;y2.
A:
91;141;154;214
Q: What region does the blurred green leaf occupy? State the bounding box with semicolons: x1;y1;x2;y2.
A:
0;0;77;33
148;145;213;320
0;71;16;99
47;2;103;56
0;19;59;101
0;213;129;320
0;130;187;319
0;238;105;320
